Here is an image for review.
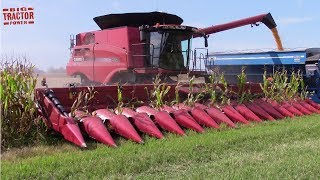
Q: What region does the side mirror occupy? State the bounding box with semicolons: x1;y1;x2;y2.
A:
140;31;147;42
204;35;209;47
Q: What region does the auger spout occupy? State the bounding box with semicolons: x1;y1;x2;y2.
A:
194;13;284;50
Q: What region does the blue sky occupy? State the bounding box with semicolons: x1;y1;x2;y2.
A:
1;0;319;70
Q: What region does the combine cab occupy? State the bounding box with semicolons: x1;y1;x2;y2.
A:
37;11;317;147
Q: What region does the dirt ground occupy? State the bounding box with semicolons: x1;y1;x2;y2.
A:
35;73;80;88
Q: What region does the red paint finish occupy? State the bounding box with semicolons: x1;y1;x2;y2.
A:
305;99;320;110
35;90;86;147
222;105;250;124
290;101;312;115
194;103;236;128
299;100;320;114
66;44;95;81
281;101;303;116
194;103;209;110
255;100;285;119
190;107;220;129
67;27;142;83
94;109;143;143
268;100;295;118
36;80;319;148
121;108;164;139
155;111;186;135
245;103;275;121
234;104;262;122
172;109;205;133
136;106;185;136
161;105;204;133
67;12;278;84
160;105;176;113
60;122;87;148
136;106;158;116
195;13;275;37
173;103;220;128
173;103;193;111
75;111;116;147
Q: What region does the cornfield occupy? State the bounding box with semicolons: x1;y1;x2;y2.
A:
0;56;44;150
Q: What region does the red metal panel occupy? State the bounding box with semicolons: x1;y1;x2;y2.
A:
66;44;95;81
35;90;86;147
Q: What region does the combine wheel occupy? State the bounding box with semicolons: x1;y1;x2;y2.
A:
80;75;92;86
110;72;136;84
75;74;97;86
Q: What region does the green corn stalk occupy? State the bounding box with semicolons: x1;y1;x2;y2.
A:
185;75;195;106
296;70;306;99
287;70;300;100
273;70;281;101
150;74;171;110
70;86;97;118
208;74;217;103
115;89;143;110
220;73;230;105
237;67;246;94
144;87;150;100
281;70;289;100
270;69;288;102
269;69;308;101
184;74;203;106
298;71;308;100
237;67;249;104
260;70;270;99
171;82;181;106
116;83;124;114
204;73;218;106
274;70;282;101
0;57;44;149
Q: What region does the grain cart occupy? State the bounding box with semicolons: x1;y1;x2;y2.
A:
205;48;320;102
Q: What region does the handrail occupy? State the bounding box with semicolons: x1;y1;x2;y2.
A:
131;43;155;67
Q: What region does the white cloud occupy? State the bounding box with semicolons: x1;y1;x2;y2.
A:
278;17;314;25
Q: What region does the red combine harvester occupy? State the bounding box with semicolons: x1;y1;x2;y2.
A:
66;12;278;84
36;12;304;148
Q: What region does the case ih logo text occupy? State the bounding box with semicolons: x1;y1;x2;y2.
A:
3;7;34;25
